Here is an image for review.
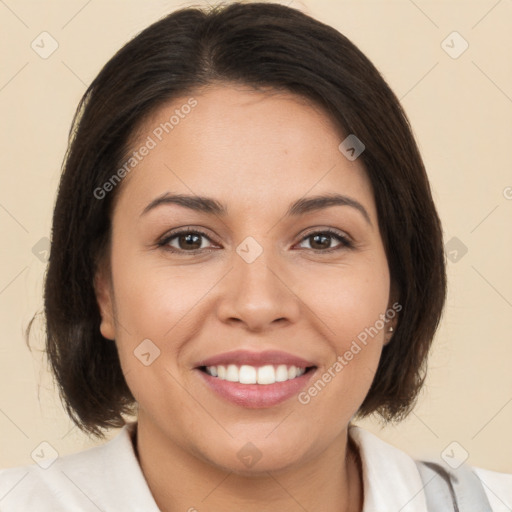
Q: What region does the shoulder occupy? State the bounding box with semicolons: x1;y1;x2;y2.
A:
472;466;512;511
348;425;430;511
348;425;512;512
0;422;159;512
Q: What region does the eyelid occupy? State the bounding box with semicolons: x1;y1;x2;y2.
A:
299;226;351;241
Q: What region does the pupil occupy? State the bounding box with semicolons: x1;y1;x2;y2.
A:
181;233;201;250
311;234;330;250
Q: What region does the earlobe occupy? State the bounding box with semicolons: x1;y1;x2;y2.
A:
383;325;395;346
93;268;116;340
384;282;400;346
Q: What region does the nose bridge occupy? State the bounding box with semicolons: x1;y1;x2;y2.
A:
217;236;299;329
236;241;279;293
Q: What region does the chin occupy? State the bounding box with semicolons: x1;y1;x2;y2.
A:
217;452;304;476
199;436;311;476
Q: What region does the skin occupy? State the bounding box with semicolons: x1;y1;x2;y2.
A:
95;84;396;512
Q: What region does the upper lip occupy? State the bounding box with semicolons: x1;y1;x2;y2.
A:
195;350;317;368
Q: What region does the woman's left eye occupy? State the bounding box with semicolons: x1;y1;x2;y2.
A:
296;230;353;252
158;228;353;254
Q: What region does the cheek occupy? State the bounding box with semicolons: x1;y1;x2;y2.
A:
111;239;391;354
107;248;232;410
110;251;210;339
299;251;391;344
294;252;390;410
109;231;390;412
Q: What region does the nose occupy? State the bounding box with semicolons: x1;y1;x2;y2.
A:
216;246;301;332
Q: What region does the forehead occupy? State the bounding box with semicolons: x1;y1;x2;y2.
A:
115;85;376;221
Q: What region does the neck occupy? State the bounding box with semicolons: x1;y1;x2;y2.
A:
132;418;364;512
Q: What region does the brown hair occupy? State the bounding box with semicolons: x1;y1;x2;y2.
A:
34;1;446;438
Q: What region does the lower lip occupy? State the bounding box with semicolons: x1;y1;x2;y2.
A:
196;368;316;408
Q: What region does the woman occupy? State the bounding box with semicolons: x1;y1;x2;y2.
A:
0;2;510;511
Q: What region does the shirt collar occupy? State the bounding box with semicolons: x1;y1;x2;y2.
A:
107;422;428;512
348;424;428;512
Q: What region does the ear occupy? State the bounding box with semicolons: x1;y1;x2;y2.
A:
383;323;396;346
383;282;400;346
93;264;116;341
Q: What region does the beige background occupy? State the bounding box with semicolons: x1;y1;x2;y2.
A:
1;0;511;473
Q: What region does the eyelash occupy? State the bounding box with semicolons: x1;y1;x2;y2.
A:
157;227;354;255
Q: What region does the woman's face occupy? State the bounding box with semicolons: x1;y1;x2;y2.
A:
96;84;395;473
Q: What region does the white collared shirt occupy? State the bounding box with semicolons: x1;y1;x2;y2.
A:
1;422;510;511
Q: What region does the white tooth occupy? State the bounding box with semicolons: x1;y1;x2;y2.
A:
257;365;276;385
275;365;289;382
288;366;297;379
217;365;226;379
225;364;239;382
212;364;305;383
239;365;257;384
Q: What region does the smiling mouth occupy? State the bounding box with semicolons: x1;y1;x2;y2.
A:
198;364;317;385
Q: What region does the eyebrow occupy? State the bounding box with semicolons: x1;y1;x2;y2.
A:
141;192;372;226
